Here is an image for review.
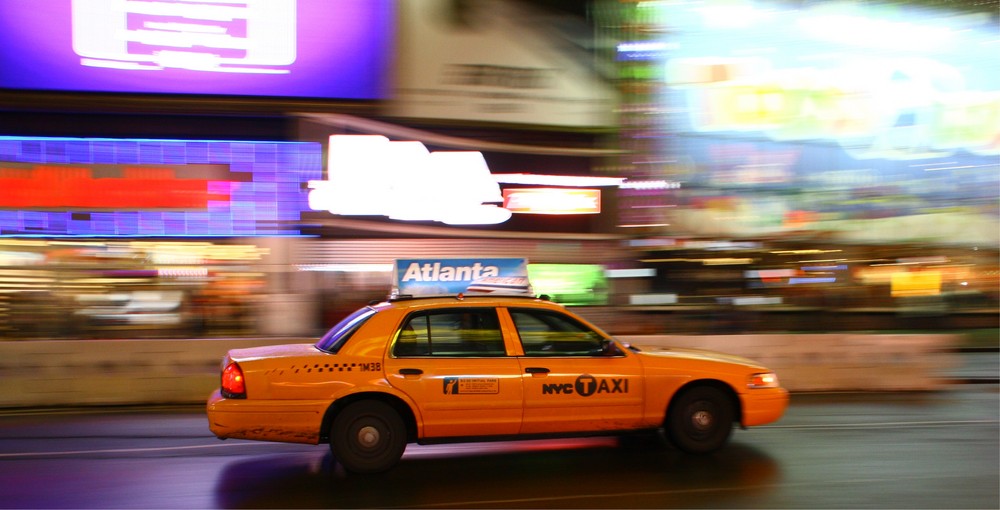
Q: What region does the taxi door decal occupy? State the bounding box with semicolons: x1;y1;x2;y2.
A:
443;377;500;394
541;374;629;396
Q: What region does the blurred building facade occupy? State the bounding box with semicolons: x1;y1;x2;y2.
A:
594;0;999;331
0;0;996;340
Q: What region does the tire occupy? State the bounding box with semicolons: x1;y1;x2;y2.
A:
329;401;407;474
666;385;735;454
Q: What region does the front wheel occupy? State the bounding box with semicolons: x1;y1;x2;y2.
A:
330;401;407;474
666;386;735;454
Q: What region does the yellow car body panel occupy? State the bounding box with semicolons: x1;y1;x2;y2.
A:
206;295;788;466
206;390;329;444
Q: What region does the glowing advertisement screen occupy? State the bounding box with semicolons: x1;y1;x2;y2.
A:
0;136;323;237
639;1;999;237
0;0;394;100
393;258;531;297
527;264;608;306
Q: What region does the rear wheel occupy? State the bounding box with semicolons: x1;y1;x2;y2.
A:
330;401;407;474
666;386;735;454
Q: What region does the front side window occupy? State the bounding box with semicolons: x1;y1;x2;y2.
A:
393;308;505;357
510;308;611;356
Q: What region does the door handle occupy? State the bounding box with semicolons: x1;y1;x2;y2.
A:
399;368;423;375
525;367;550;374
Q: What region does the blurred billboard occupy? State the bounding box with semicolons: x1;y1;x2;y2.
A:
0;0;394;100
0;136;323;237
390;0;617;128
617;0;999;246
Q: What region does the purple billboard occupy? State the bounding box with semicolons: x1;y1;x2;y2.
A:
0;0;394;100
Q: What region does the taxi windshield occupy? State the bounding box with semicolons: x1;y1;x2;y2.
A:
316;306;377;353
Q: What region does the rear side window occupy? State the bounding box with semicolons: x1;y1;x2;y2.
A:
316;307;377;353
509;308;608;356
393;308;505;357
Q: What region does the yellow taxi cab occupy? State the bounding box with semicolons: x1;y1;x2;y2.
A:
206;293;788;473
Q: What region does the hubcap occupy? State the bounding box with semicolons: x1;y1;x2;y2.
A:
357;425;381;448
692;410;714;430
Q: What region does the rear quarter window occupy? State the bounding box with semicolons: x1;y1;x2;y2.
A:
316;307;378;353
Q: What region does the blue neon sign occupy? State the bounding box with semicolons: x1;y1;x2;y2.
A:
0;136;323;237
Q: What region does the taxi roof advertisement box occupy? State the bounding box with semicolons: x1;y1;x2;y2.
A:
393;258;532;297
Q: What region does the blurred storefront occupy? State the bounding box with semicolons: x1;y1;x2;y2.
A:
0;130;631;339
0;0;635;340
0;0;996;341
0;136;323;338
0;239;268;339
626;238;998;333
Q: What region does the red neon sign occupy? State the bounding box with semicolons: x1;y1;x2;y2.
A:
0;165;230;209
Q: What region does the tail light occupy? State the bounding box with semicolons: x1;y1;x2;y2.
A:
221;362;247;399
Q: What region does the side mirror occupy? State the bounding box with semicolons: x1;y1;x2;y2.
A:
601;339;622;356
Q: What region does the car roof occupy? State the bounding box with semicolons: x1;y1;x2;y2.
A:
378;294;555;309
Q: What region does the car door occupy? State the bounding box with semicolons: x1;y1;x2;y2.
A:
383;306;523;438
505;307;645;435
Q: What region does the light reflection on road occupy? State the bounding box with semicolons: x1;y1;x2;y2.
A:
0;388;996;509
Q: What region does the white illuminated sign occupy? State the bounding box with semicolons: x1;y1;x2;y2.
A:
308;135;512;225
502;188;601;215
71;0;296;73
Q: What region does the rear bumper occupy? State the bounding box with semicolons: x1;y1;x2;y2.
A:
739;387;790;427
206;390;329;445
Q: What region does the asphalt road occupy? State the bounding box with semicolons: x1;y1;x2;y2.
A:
0;387;997;509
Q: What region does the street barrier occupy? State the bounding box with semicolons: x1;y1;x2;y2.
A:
0;334;960;408
618;334;960;392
